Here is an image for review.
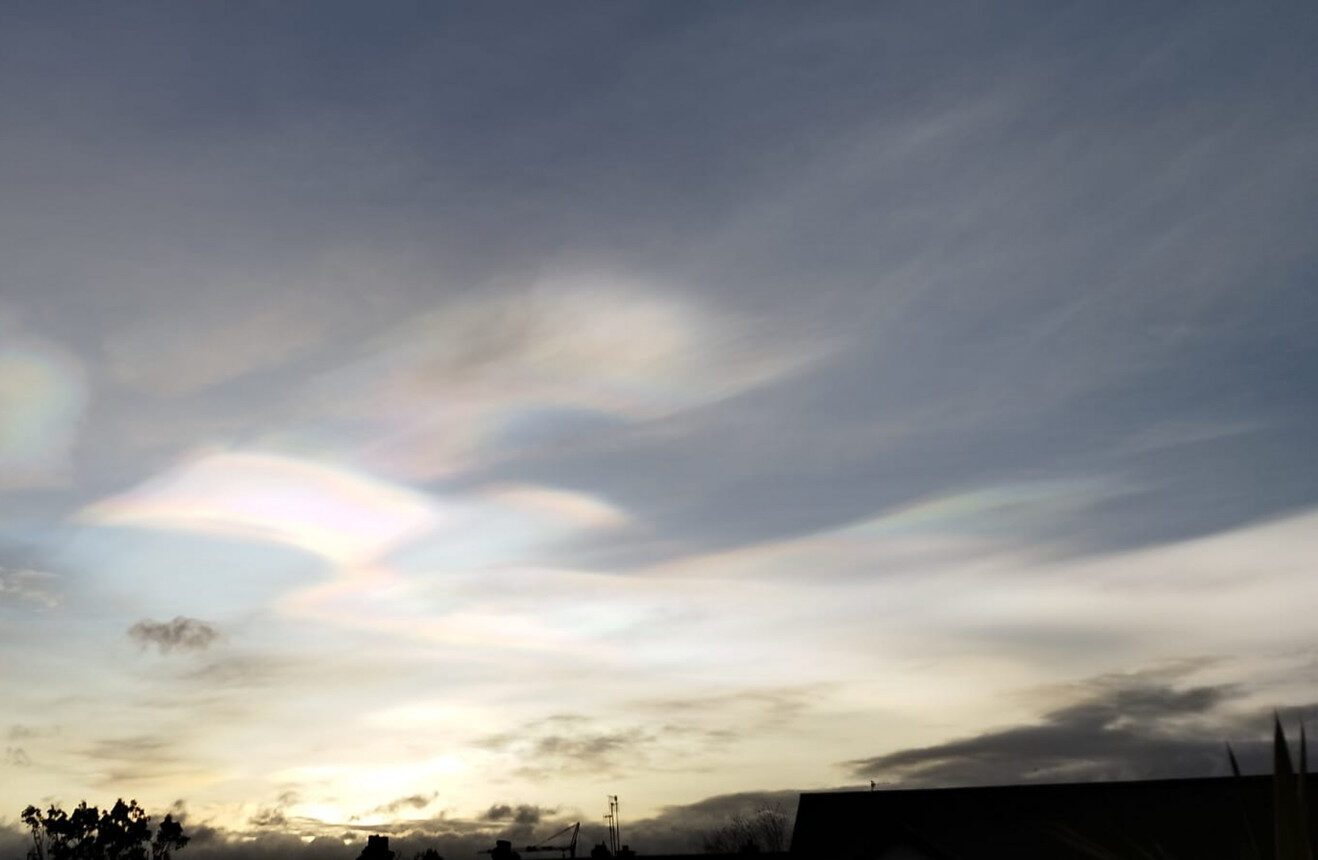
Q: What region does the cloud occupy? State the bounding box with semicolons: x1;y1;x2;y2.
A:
475;712;737;781
481;804;548;825
76;732;222;789
846;668;1294;787
4;746;31;766
85;734;178;760
128;617;222;653
176;655;296;688
0;824;29;860
628;686;822;734
294;277;831;479
531;731;642;762
369;794;438;817
0;2;1316;840
81;450;442;566
621;790;802;854
248;808;288;829
104;303;333;397
478;483;629;531
0;335;87;489
0;565;60;608
474;721;653;778
0;789;802;860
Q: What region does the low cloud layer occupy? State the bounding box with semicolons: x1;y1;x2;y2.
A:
248;808;288;829
848;668;1303;786
481;804;548;825
0;789;804;860
127;617;221;654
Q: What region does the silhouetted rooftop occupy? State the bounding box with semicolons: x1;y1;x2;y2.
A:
790;775;1318;859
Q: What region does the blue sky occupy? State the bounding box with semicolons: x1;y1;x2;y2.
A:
1;1;1317;850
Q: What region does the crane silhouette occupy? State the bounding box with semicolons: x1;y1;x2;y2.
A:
523;822;580;859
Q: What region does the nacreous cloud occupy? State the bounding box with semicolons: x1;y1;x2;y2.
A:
0;333;87;489
80;450;442;566
290;273;832;479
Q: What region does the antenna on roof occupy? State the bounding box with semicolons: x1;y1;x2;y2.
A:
604;796;620;855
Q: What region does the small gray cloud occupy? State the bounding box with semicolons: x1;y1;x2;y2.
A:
531;731;643;761
629;685;823;734
85;734;176;760
245;789;315;830
474;717;654;779
476;710;746;781
161;802;221;848
0;566;60;608
368;793;437;817
8;723;58;741
249;808;289;829
4;746;31;766
481;804;547;825
128;617;221;654
846;668;1298;786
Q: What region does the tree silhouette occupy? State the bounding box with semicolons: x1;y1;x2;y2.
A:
698;803;791;854
20;800;189;860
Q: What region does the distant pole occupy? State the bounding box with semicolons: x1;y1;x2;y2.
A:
605;795;620;855
870;781;876;792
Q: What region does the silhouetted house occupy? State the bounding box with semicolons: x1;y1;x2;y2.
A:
486;840;520;860
790;775;1318;859
359;835;396;860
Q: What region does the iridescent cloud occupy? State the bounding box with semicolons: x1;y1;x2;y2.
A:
0;337;86;488
285;274;831;479
80;450;442;565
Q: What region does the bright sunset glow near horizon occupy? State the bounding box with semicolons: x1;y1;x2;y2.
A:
1;3;1317;856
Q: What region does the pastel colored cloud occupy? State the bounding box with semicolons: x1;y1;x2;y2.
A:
286;275;830;478
80;450;442;565
0;337;86;488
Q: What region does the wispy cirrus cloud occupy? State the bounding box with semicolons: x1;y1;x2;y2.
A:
284;277;833;480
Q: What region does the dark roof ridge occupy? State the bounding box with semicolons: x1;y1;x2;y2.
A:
803;772;1292;796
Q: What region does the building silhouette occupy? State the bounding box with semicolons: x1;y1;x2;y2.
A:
790;774;1318;859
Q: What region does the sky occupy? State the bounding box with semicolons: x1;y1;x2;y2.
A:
2;1;1318;854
